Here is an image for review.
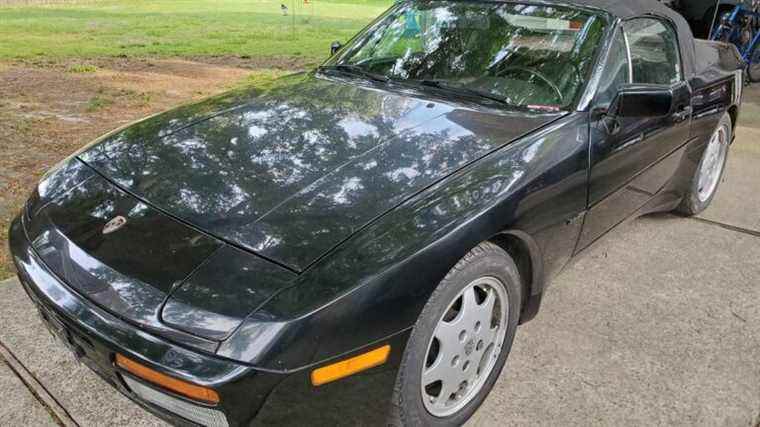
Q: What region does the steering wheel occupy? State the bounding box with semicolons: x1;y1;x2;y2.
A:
495;66;565;104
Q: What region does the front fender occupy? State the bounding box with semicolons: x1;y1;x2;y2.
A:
218;112;590;371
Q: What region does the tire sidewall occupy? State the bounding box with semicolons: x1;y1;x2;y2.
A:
393;244;522;427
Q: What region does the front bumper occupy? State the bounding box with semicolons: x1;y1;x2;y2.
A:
9;215;284;425
9;215;406;426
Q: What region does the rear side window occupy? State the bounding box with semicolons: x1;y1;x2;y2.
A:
623;18;682;85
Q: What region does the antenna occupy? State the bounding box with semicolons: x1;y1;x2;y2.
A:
709;0;721;37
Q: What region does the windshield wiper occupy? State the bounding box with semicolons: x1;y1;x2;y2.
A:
319;64;390;83
412;79;511;106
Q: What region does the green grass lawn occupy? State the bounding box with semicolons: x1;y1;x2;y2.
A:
0;0;391;62
0;0;395;281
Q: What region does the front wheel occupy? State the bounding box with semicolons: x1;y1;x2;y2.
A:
676;113;732;216
389;242;522;426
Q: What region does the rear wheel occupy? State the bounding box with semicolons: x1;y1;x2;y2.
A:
389;242;522;426
676;113;731;216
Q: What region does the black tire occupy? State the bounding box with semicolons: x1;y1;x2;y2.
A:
676;113;732;216
389;242;522;427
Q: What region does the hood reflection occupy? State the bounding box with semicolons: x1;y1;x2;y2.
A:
80;73;560;271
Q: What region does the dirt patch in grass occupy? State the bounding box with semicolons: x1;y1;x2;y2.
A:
186;55;319;71
0;57;305;279
16;54;312;74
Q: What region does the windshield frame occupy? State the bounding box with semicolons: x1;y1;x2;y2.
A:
319;0;614;112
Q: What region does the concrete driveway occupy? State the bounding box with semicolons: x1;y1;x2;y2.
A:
1;87;758;426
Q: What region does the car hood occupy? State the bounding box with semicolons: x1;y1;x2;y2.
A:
79;73;561;271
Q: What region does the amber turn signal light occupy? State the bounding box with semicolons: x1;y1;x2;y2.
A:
115;354;220;404
311;345;391;386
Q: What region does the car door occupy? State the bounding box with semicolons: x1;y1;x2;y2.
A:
577;17;692;250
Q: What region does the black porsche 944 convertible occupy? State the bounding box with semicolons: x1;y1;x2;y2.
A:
9;0;744;425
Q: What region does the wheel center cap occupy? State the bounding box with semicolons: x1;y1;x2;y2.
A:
464;339;474;356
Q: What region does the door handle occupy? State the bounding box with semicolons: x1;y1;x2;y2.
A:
672;106;692;123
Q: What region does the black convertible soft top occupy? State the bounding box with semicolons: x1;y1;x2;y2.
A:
568;0;697;78
571;0;680;18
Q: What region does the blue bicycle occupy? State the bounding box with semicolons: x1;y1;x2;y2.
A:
711;0;760;82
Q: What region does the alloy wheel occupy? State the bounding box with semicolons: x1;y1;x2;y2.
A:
420;277;508;417
697;123;729;203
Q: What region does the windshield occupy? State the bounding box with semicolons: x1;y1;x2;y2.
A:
325;1;606;109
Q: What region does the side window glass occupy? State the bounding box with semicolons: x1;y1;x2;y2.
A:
623;18;682;85
595;28;630;106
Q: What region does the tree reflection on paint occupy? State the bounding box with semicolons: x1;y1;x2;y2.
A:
80;73;554;270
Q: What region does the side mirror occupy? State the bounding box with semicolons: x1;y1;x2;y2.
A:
610;85;674;118
330;41;342;56
594;85;673;135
